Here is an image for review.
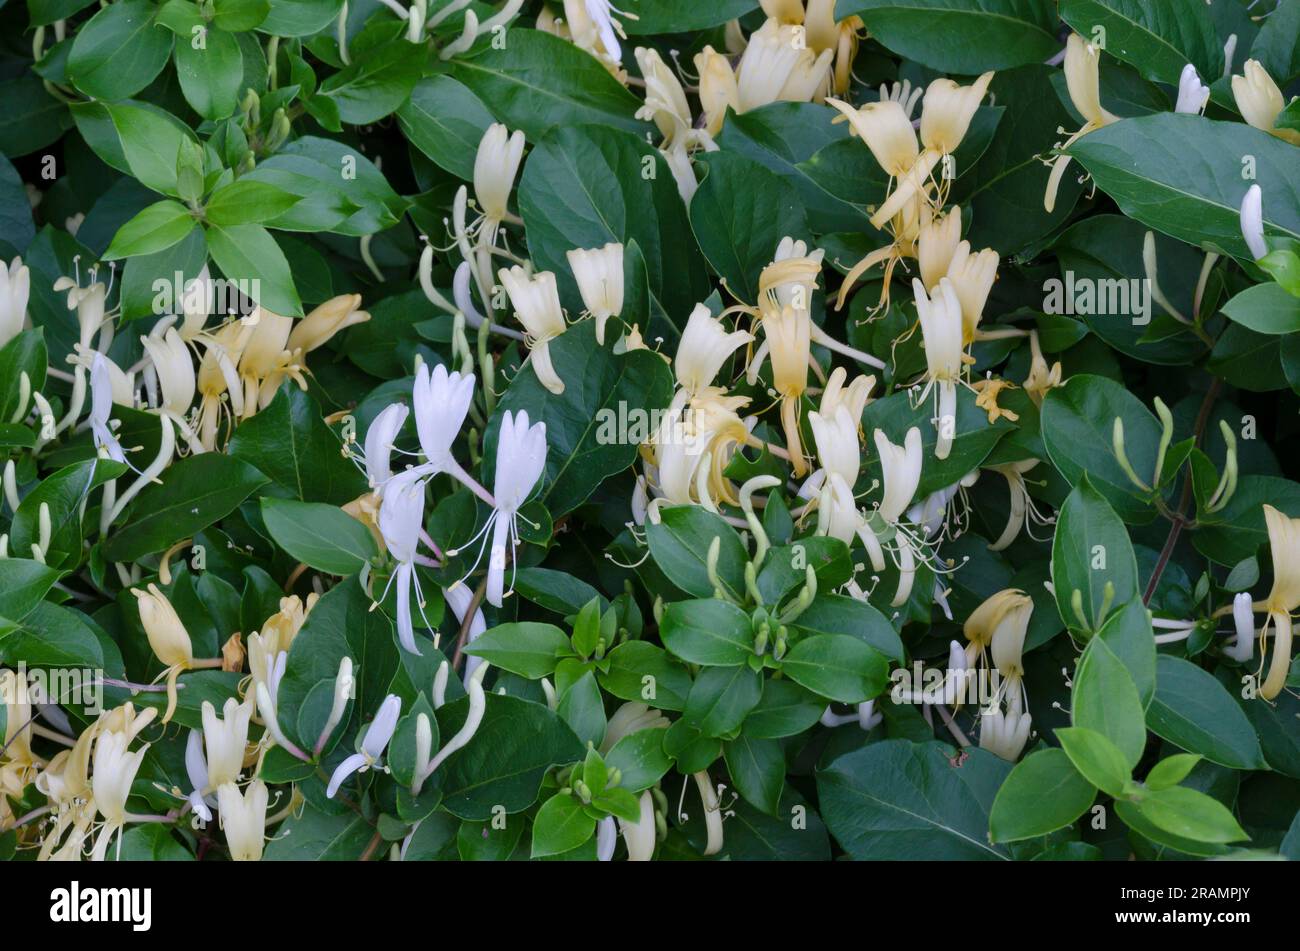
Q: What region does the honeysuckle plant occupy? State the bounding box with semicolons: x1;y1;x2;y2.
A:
0;0;1298;866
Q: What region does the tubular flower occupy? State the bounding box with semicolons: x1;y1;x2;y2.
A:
918;204;963;290
379;468;434;655
132;583;198;724
645;390;751;511
473;123;527;227
498;265;568;395
237;308;305;418
87;352;130;463
734;19;833;113
1044;34;1119;213
694;45;741;137
1231;60;1300;145
913;277;966;460
0;257;30;347
412;362;477;481
89;729;149;860
286;293;370;354
327;694;402;798
482;410;547;607
195;321;251;450
633;47;695;150
943;242;999;342
1174;63;1210;115
566;243;625;344
217;779;269;861
675;303;753;397
987;458;1054;550
860;426;923;606
140;327;196;420
1240;184;1267;261
1259;505;1300;700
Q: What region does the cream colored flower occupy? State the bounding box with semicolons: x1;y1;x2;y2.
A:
1261;504;1300;699
132;583;193;670
1232;60;1300;144
473;123;526;222
694;46;740;136
217;780;269;861
286;294;370;354
566;243;624;344
0;257;30;347
1045;34;1118;213
498;265;568;395
944;242;999;341
918;204;962;290
674;303;752;396
140;327;196;417
920;72;994;155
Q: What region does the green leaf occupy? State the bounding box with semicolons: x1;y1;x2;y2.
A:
319;28;425;124
1147;655;1266;770
1056;726;1133;798
557;670;607;747
11;459;124;571
258;0;341;35
211;0;269;30
263;803;373;860
684;665;763;738
260;498;377;576
817;740;1011;860
465;623;573;679
104;102;195;198
689;151;809;303
397;75;496;181
989;748;1097;842
1058;0;1223;85
659;598;754;667
103;200;195;259
620;0;757;33
1069;114;1300;261
0;329;48;423
598;641;692;712
204;180;302;226
1041;374;1162;521
780;634;889;704
435;694;584;821
0;559;63;621
1072;636;1148;768
67;0;173;101
840;0;1059;73
449;29;649;140
789;593;906;664
1144;753;1202;791
174;24;243;120
1049;477;1140;637
1136;785;1249;844
743;678;825;739
206;222;302;316
604;727;671;793
0;76;73;158
724;735;785;815
531;793;596;858
1221;282;1300;335
646;505;748;601
102;454;270;562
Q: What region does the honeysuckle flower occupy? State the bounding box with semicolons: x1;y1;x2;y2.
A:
979;688;1031;761
735;19;832;112
89;729;148;860
566;243;624;344
1259;504;1300;700
363;402;410;490
634;47;694;150
260;594;313;653
816;470;862;544
184;730;214;822
286;293;370;354
217;780;269;861
194;321;250;450
446;581;488;683
662;142;699;204
973;377;1018;424
177;265;213;340
944;243;999;342
918;204;962;290
913;277;965;459
0;257;30;347
1;668;34;768
412;362;478;484
826;97;918;178
758;303;812;473
379;468;434;654
1045;34;1118;213
327;694;402;798
474;123;526;226
253;649;308;761
645;390;750;510
1022;330;1063;406
88;353;128;464
1240;184;1267;261
482;410;547;607
237;308;304;417
498;265;568;395
140;327;196;419
987;458;1054;551
920;72;994;156
818;366;874;426
1231;60;1300;144
858;427;923;606
54;276;111;351
559;0;628;70
676;303;752;397
201;697;253;790
803;0;862;96
693;770;724;855
412;662;489;794
133;583;219;724
1174;63;1210;114
694;45;740;136
809;406;860;487
619;789;657;861
1226;591;1255;663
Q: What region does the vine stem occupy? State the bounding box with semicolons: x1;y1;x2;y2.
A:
1143;378;1221;605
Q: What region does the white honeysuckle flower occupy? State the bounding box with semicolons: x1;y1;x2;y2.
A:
634;47;693;148
663;141;699;204
1174;63;1210;114
1231;59;1300;142
1240;185;1267;261
878;78;923;119
88;353;128;464
566;242;624;345
694;45;740;137
596;815;618;861
584;0;626;64
498;265;567;395
675;302;752;396
979;689;1031;762
178;265;213;339
918;205;962;290
817;471;862;544
919;71;994;154
379;468;432;654
140;327;196;417
0;257;30;347
64;280;109;350
809;406;860;487
317;656;355;750
473;123;526;223
483;410;547;607
327;694;402;798
988;593;1033;679
217;780;269;861
201;696;253;789
824;96;920;174
913;277;964;460
736;20;832;112
1226;591;1255;663
619;790;656;861
184;729;213;822
600;702;670;755
412;662;489;794
944;243;999;341
445;581;488;683
413;362;475;475
363;402;410;490
1260;505;1300;699
873;427;923;524
254;649;306;760
91;730;147;826
1044;34;1118;213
